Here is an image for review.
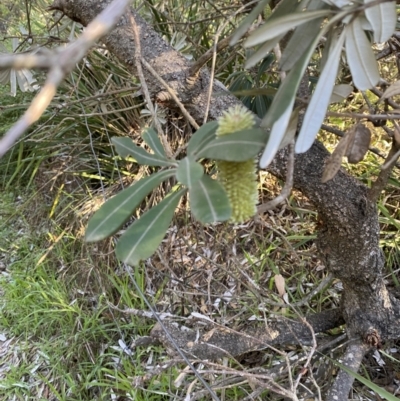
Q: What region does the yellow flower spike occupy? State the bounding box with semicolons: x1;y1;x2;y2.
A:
216;105;255;137
216;106;258;223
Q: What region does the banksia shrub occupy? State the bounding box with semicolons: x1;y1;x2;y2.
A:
216;106;258;223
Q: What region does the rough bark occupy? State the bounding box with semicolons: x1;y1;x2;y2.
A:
49;0;400;396
150;308;345;359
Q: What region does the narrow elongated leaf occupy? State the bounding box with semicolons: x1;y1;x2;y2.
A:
330;358;400;401
85;170;175;242
345;18;380;91
116;188;186;265
187;121;218;156
280;19;324;72
364;0;396;43
245;10;331;48
280;0;329;72
142;127;166;157
296;29;346;153
278;108;300;150
259;99;294;168
322;0;350;6
189;175;231;223
261;34;321;128
245;36;284;69
111;137;175;167
243;0;298;68
176;157;204;187
230;0;271;46
380;80;400;101
197;128;266;161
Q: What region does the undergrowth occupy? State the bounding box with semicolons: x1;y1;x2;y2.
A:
1;1;400;400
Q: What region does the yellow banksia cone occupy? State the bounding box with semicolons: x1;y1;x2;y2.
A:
216;106;258;223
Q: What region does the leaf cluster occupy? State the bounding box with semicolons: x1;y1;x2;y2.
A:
85;123;266;265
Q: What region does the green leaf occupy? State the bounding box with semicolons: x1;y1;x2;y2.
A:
142;127;166;158
230;0;271;46
244;0;300;68
116;188;186;265
197;128;266;161
259;98;294;168
245;10;331;48
85;170;175;242
364;0;396;43
345;17;380;91
261;37;318;128
245;36;284;69
189;175;231;223
111;137;176;167
279;17;325;72
187;121;218;156
296;28;347;154
176;157;204;187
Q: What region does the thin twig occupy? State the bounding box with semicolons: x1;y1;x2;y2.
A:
140;58;199;130
202;0;259;124
189;35;232;77
321;123;400;169
0;0;132;158
129;14;173;158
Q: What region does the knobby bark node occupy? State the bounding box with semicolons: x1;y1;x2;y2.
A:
49;0;400;397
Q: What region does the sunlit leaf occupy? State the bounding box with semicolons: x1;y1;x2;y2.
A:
142;127;166;157
189;175;231;223
187;121;218;156
245;10;331;48
230;0;271;46
345;17;380;91
197;128;266;161
259;99;294;168
85;170;175;242
176;157;204;187
116;188;186;265
296;29;346;154
364;0;396;43
111;137;176;167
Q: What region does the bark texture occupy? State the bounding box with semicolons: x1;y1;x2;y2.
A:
50;0;400;396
